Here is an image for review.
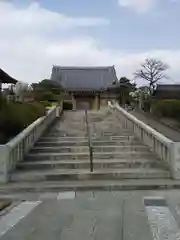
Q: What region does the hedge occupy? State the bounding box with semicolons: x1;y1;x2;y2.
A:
0;97;46;144
151;99;180;120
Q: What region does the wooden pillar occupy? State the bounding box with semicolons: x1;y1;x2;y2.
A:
93;95;99;110
72;93;76;110
96;95;99;110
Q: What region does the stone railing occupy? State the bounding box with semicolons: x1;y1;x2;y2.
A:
0;106;61;183
108;102;180;180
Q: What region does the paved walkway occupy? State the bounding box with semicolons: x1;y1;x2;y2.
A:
131;110;180;142
1;190;180;239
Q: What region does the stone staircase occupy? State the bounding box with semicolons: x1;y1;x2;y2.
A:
9;108;171;188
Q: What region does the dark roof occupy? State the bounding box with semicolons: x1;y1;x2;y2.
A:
50;66;118;91
0;68;17;84
156;84;180;91
153;84;180;99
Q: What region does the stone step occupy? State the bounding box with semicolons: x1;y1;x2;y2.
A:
31;145;149;154
25;151;155;161
51;127;129;132
40;136;88;142
39;135;135;142
90;125;123;128
36;139;141;147
10;168;170;182
46;133;87;137
31;146;89;153
36;141;89;147
10;109;171;187
17;159;167;171
46;131;131;137
2;179;180;193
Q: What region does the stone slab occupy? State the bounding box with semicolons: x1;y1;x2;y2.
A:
57;191;76;200
145;198;180;240
2;191;180;239
0;201;41;238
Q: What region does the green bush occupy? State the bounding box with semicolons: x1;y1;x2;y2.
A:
142;99;151;112
0;100;46;144
34;90;59;102
0;95;7;109
40;101;52;108
151;99;180;120
26;102;46;121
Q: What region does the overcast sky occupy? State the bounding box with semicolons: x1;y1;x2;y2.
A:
0;0;179;85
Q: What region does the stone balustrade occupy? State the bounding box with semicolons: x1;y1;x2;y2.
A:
0;106;61;183
108;102;180;179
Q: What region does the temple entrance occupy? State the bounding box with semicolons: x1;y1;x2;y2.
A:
74;95;93;110
76;99;91;110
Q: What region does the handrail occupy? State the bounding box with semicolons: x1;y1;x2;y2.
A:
108;101;180;179
0;106;61;182
84;109;93;172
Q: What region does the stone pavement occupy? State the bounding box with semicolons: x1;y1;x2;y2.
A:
131;110;180;142
1;190;180;239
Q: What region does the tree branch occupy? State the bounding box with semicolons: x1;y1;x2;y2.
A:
133;58;169;94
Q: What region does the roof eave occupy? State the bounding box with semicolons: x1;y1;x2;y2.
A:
0;69;18;84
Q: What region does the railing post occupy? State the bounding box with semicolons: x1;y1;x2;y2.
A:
171;142;180;179
0;145;9;182
90;146;93;172
56;106;60;117
85;110;93;172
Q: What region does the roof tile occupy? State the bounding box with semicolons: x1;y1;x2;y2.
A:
51;66;118;91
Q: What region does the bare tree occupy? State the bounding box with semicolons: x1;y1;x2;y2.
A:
134;58;169;94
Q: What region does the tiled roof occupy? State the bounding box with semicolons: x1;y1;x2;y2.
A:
0;68;17;84
50;66;118;91
156;84;180;91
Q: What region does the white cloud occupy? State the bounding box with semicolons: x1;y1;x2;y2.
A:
0;1;179;86
0;2;109;35
118;0;157;13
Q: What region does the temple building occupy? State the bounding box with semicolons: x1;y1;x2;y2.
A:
51;66;120;110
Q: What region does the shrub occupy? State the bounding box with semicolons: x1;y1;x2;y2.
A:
26;102;46;120
0;101;46;143
34;90;60;102
0;103;25;142
151;99;180;120
40;101;52;108
0;95;7;109
142;99;151;112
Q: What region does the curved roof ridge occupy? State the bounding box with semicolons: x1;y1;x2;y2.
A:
53;66;114;70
